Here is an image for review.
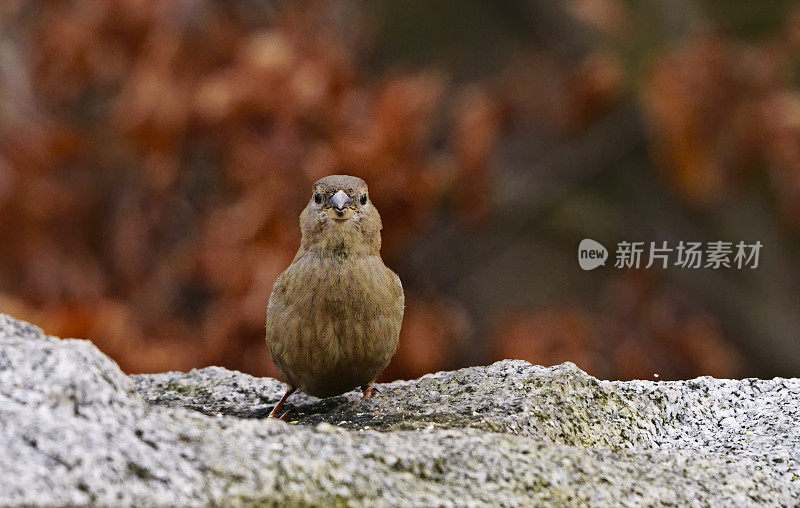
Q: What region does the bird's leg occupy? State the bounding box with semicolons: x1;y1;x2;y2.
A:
360;384;379;400
268;386;296;419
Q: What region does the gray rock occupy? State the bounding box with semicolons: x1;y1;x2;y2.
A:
1;313;798;506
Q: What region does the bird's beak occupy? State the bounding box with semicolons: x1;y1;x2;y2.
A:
326;190;355;220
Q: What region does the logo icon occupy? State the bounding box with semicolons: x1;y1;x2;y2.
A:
578;238;608;270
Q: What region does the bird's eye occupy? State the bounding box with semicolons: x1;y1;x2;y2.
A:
314;192;322;204
360;193;367;205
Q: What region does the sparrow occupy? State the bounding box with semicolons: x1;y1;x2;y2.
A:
265;175;404;419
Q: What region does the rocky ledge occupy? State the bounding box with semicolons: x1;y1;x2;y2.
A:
0;313;798;506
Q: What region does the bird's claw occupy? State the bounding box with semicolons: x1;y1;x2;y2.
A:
360;385;379;400
267;410;292;422
266;386;296;420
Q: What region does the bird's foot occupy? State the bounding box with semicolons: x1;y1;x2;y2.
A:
360;385;379;400
266;386;297;420
268;410;292;422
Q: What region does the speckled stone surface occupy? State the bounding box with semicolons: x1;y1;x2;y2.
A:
1;313;798;506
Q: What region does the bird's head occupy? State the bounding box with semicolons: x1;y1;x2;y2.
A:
299;175;382;255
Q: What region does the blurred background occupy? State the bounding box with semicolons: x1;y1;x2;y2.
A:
1;0;800;381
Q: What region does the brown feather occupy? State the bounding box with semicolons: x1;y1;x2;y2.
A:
266;175;404;398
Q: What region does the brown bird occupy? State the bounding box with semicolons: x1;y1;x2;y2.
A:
265;175;404;419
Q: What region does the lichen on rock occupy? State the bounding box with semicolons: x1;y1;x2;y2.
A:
1;313;798;506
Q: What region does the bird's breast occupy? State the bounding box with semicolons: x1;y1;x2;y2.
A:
266;252;404;397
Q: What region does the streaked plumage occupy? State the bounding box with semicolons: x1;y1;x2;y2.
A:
266;175;404;417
